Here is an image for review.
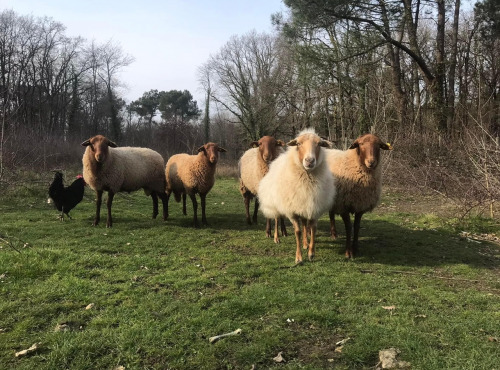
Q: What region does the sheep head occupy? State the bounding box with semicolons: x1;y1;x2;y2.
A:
349;134;392;170
197;142;227;164
251;136;285;163
81;135;118;163
287;129;331;171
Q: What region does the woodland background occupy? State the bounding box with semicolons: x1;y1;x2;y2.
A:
1;0;499;218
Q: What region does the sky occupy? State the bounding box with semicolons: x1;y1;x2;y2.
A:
2;0;286;105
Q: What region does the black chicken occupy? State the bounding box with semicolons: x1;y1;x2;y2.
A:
48;171;86;220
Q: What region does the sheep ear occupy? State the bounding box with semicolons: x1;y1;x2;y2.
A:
319;139;332;148
197;145;206;153
349;140;359;150
276;140;285;147
250;141;259;148
81;139;91;147
380;142;393;150
108;140;118;148
287;139;298;146
218;147;227;153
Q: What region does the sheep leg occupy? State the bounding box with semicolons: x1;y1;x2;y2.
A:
352;212;364;256
189;193;199;227
273;217;280;244
308;219;317;261
301;217;308;250
329;210;337;239
244;195;252;224
341;212;353;258
93;190;103;226
151;192;159;219
182;193;187;215
106;191;114;228
200;193;208;225
280;217;288;236
252;197;259;224
265;218;272;238
291;217;302;264
158;192;168;221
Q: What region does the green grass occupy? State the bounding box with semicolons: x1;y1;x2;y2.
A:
1;177;499;369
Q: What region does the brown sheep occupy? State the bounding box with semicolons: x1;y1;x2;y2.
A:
165;142;226;227
82;135;168;227
238;136;287;238
325;133;393;258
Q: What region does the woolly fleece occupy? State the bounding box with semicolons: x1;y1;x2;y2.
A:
258;131;335;222
83;146;166;195
325;148;382;215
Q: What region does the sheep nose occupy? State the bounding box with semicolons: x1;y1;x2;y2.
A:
263;154;271;162
95;154;103;162
304;157;316;168
366;159;377;169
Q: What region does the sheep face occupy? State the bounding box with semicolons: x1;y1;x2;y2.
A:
81;135;118;163
198;142;227;164
287;132;331;171
251;136;285;163
349;134;392;170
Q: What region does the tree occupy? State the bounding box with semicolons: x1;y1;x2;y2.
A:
158;90;200;123
279;0;458;135
128;89;161;129
199;31;291;140
97;40;134;141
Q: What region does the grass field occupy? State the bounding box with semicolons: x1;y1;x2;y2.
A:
0;176;499;369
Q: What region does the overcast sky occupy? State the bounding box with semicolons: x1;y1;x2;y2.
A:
3;0;285;105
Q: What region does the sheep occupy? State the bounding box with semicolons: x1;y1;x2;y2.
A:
238;135;287;238
81;135;168;227
325;133;393;258
165;142;226;227
257;128;335;264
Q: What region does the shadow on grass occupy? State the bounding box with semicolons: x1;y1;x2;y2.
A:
54;198;499;271
316;219;499;270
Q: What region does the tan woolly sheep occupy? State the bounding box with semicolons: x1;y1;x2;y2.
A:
258;129;335;264
165;142;226;227
325;133;392;258
238;136;287;237
81;135;168;227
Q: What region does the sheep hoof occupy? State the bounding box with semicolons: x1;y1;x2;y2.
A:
294;260;303;267
274;237;280;244
308;254;314;261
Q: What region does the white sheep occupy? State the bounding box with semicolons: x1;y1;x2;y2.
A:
238;135;287;237
165;142;226;227
325;133;392;258
258;128;335;264
81;135;168;227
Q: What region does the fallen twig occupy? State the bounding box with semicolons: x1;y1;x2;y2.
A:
0;236;21;254
209;328;242;344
